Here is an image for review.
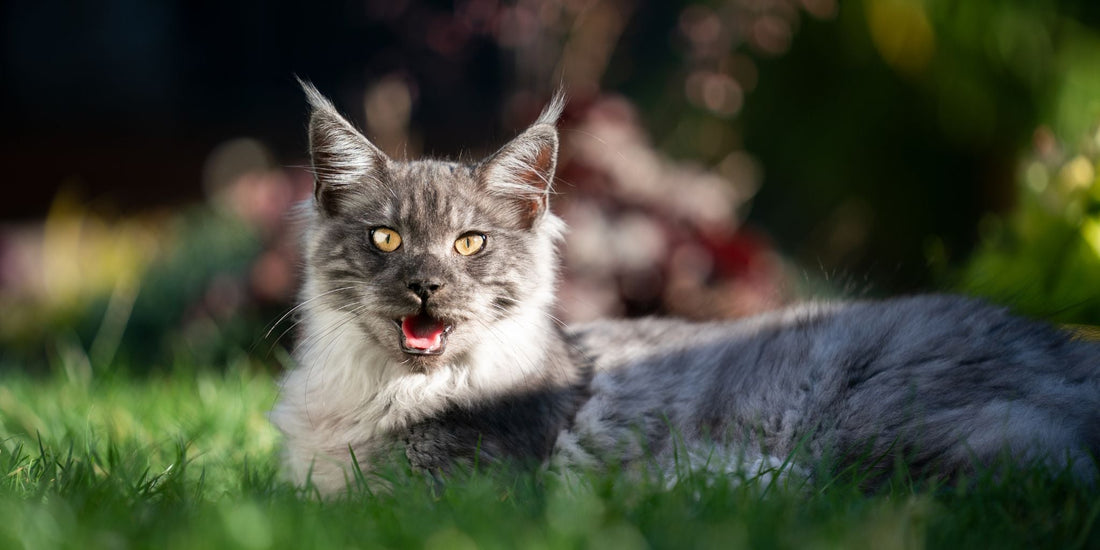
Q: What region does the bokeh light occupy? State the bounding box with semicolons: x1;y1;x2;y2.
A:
2;0;1099;370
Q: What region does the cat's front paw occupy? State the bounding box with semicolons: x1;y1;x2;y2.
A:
403;421;469;475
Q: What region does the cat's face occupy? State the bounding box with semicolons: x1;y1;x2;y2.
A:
299;83;564;371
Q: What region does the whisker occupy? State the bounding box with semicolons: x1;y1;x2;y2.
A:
294;304;370;358
492;296;568;328
263;286;362;340
304;312;366;426
269;300;367;355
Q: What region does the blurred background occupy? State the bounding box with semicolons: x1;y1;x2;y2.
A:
2;0;1100;372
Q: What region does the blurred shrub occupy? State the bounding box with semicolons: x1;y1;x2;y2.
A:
5;0;1100;372
956;124;1100;324
607;0;1100;292
739;4;1028;290
554;94;795;322
0;169;304;373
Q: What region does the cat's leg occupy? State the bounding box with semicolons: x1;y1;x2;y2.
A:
279;439;360;495
403;419;480;474
403;390;573;477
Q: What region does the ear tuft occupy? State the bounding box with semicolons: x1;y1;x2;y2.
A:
535;88;567;127
479;91;565;228
298;78;388;216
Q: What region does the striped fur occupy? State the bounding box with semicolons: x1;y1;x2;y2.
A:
272;84;1100;495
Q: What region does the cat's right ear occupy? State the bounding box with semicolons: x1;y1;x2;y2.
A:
300;79;389;216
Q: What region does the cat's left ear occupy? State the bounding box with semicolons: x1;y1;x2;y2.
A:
478;91;565;229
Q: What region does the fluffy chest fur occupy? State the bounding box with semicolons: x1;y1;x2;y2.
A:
270;274;576;492
270;83;1100;495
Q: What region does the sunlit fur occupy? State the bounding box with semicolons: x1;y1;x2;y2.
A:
560;301;1100;487
270;83;573;493
272;83;1100;495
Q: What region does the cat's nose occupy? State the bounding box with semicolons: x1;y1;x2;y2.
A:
407;280;444;302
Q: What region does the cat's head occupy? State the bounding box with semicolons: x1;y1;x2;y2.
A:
297;81;565;372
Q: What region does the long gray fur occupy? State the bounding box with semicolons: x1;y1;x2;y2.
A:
270;82;1100;494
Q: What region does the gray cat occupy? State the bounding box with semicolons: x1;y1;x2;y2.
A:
270;82;1100;495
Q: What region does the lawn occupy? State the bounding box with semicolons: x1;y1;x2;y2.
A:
1;356;1098;550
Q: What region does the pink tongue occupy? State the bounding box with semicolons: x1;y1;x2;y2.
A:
401;314;447;350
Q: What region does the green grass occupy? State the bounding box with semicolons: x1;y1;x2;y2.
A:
1;359;1098;550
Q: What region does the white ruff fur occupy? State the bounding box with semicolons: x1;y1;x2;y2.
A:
271;215;563;494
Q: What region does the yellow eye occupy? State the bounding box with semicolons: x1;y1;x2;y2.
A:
455;233;486;256
370;227;402;252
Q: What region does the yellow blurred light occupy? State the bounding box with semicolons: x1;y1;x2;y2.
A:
866;0;935;75
1083;217;1100;259
1060;155;1095;192
40;190;158;314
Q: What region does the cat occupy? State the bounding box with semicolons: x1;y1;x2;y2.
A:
269;82;1100;495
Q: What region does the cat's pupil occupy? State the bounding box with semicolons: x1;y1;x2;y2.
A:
371;228;402;252
455;233;484;255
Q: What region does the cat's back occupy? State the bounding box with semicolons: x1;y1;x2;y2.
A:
568;294;1098;379
563;294;1100;476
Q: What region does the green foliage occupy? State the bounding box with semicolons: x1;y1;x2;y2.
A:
1;362;1097;549
737;0;1090;290
0;204;279;373
956;126;1100;324
112;207;271;368
624;0;1100;292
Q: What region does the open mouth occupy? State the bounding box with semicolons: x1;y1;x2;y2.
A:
395;313;453;356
